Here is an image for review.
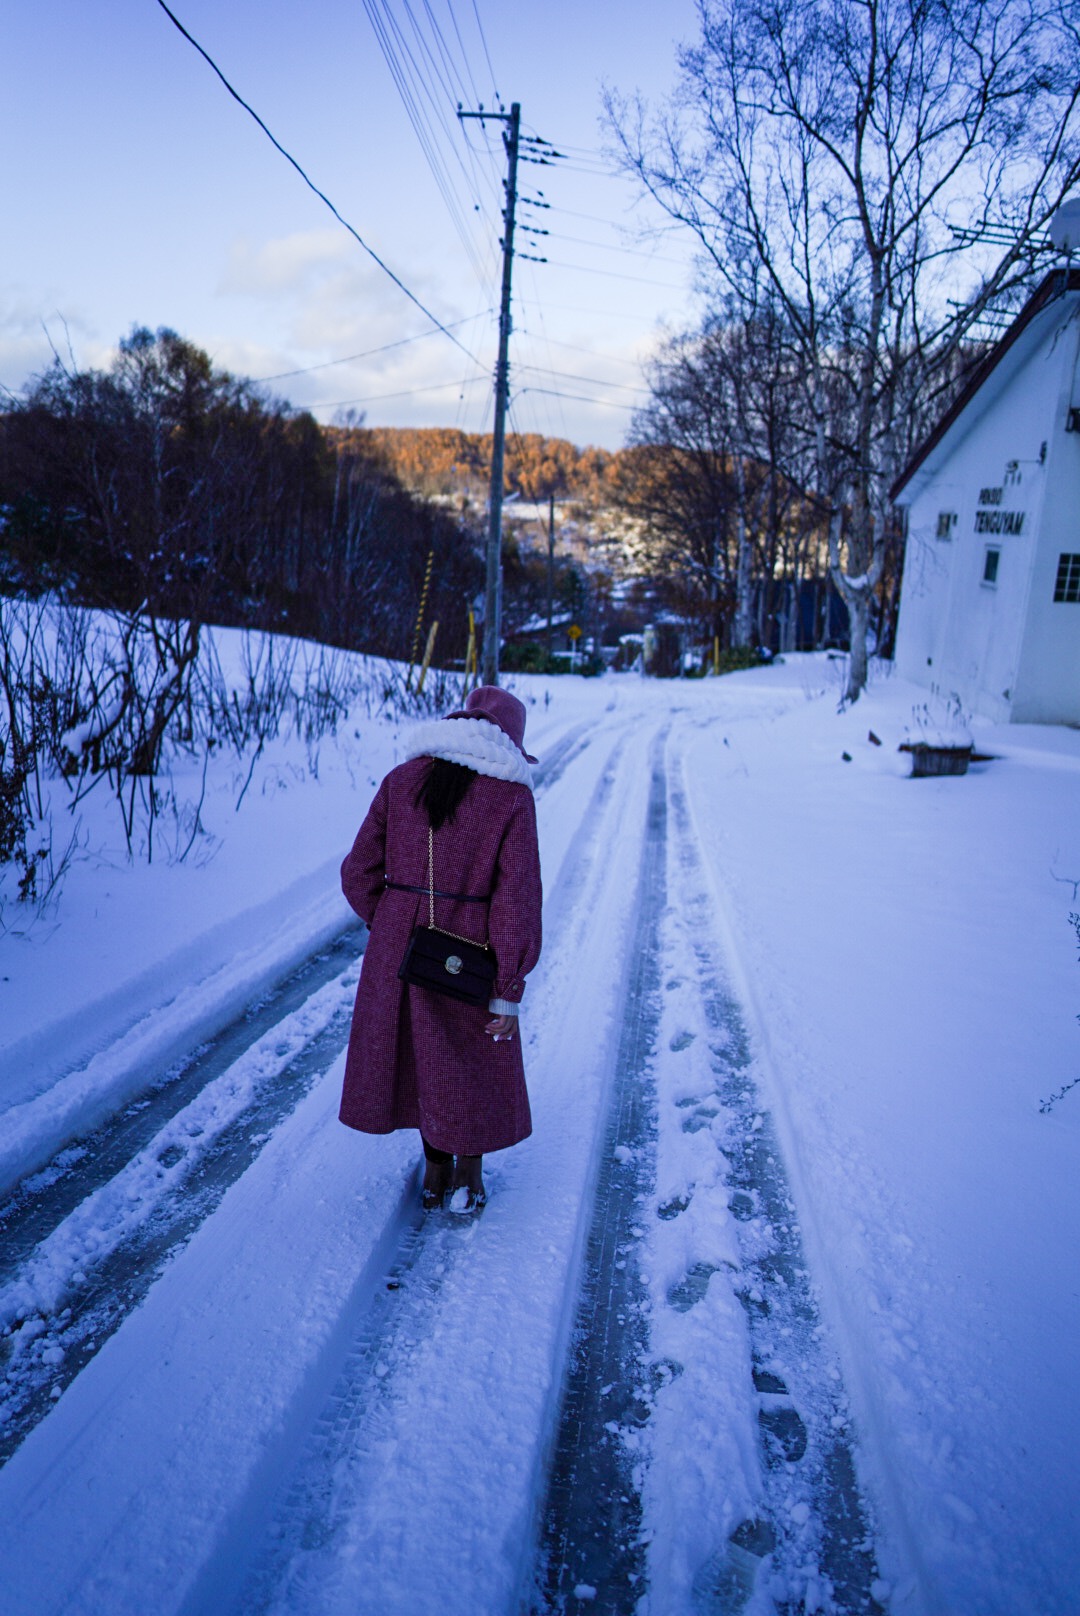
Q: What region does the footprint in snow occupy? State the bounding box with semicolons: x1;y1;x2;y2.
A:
682;1106;719;1133
692;1518;777;1613
667;1261;719;1312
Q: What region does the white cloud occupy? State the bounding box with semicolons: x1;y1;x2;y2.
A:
217;230;352;297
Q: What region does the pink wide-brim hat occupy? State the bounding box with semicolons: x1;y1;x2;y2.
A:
444;685;537;763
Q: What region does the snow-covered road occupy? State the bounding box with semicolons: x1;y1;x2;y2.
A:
1;663;1078;1616
0;692;882;1614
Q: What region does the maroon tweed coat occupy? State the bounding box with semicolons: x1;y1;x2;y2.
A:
338;755;542;1155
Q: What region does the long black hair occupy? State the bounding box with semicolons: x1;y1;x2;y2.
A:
415;756;477;831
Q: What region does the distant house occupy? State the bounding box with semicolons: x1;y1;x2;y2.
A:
505;610;574;643
892;269;1080;725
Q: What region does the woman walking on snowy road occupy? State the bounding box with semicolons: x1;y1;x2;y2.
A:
339;686;542;1212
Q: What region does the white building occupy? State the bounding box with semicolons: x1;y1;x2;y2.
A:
892;269;1080;725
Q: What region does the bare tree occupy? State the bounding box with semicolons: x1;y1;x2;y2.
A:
618;334;744;640
609;0;1080;700
616;306;827;649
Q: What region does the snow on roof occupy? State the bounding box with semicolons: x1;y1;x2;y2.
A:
890;268;1080;505
508;612;573;637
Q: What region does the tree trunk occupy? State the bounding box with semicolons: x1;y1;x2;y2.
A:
733;457;753;648
827;505;878;704
840;583;871;704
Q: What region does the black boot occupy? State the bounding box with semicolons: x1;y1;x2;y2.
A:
450;1154;486;1213
420;1137;453;1210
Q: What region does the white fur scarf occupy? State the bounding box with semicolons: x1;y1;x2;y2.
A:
403;717;534;789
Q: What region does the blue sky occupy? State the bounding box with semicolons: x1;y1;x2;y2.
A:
1;0;704;448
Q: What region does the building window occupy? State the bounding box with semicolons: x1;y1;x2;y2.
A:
982;547;1001;586
1054;553;1080;602
936;511;956;539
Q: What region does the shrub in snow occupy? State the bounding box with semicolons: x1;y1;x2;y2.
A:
900;694;974;754
1;591;477;913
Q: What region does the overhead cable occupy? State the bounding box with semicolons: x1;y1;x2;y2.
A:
518;386;638;412
516;362;650;395
362;0;497;288
153;0;480;364
468;0;499;100
546;229;688;268
255;312;494;381
542;258;686;290
517;329;648;370
311;375;488;409
441;0;484;108
516;297;663;323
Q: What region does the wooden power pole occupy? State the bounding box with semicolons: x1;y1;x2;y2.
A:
458;101;521;687
546;488;555;658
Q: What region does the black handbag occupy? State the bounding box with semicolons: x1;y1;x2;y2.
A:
398;827;496;1007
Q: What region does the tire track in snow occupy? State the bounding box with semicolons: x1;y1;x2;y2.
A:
528;727;887;1614
0;928;365;1284
0;720;595;1470
0;956;361;1466
530;730;667;1613
663;749;887;1614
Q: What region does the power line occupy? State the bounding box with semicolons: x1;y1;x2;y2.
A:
545;157;615;179
505;402;551;477
255;311;493;381
369;0;508;269
514;263;568;439
537;138;632;177
518;386;639;413
153;0;480;364
309;375;488;409
546;228;689;268
547;198;678;229
517;329;648;370
468;0;499;100
361;0;494;290
542;258;686;290
517;297;673;323
441;0;484;108
541;137;610;158
362;0;500;290
516;362;650;395
456;284;498;430
406;0;467;108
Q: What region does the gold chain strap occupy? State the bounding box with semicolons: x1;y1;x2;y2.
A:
426;824;490;951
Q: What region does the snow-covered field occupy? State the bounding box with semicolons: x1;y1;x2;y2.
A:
0;652;1077;1615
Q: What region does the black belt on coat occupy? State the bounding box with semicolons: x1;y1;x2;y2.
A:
383;877;490;903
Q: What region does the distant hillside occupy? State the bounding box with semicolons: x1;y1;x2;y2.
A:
328;426;627;505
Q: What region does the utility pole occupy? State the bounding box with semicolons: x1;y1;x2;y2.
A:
546;488;555;659
459;101;521;686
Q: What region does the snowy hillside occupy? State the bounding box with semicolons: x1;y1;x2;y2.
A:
0;653;1077;1616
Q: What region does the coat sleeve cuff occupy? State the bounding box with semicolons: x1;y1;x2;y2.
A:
488;997;519;1016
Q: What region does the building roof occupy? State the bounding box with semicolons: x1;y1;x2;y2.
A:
890;268;1080;504
506;610;573;638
